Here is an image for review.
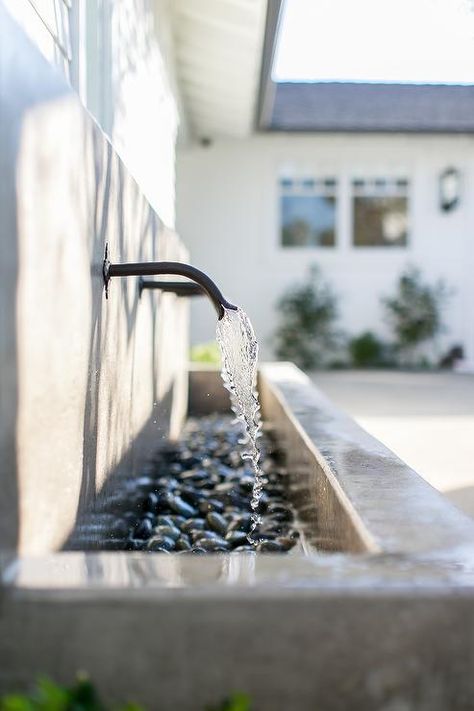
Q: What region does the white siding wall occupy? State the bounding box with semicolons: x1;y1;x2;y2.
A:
3;0;180;227
177;133;474;362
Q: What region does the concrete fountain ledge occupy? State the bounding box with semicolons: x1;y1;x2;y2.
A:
1;363;474;710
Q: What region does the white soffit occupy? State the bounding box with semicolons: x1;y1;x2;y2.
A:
170;0;268;139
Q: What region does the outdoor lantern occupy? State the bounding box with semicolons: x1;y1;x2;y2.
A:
439;167;461;212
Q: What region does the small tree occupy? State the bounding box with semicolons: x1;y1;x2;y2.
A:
383;266;450;364
274;266;339;369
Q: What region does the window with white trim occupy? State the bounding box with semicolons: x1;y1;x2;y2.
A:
352;177;409;247
279;177;337;248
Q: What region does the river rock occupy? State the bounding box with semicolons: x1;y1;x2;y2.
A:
206;512;228;536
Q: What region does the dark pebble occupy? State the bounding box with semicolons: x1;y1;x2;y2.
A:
181;518;205;534
133;518;154;540
198;499;225;516
227;515;251;533
190;530;221;544
196;537;230;551
225;531;249;548
179;486;206;506
144;492;165;514
206;512;228;536
166;494;197;518
155;525;181;542
175;536;192;551
156;515;175;528
148;535;176;552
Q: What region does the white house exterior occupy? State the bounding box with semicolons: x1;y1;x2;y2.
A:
4;0;474;366
178;129;474;363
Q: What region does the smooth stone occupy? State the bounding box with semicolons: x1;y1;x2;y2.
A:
155;525;181;542
147;547;171;554
179;486;205;506
170;515;186;527
225;531;249;547
155;476;179;491
175;536;192;551
181;519;205;534
206;512;228;536
256;540;284;553
189;548;206;554
147;535;176;552
195;537;230;551
144;492;165;514
232;545;256;552
190;530;220;544
166;494;198;518
198;499;225;516
156;515;175;528
126;539;147;551
133;518;154;540
227;515;251;533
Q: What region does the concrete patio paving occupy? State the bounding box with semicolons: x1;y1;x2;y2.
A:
311;370;474;518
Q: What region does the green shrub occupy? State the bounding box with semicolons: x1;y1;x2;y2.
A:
0;675;142;711
190;341;221;365
1;678;250;711
348;331;387;368
274;266;339;370
382;266;450;363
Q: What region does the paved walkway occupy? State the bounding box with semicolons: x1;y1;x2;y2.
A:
310;370;474;518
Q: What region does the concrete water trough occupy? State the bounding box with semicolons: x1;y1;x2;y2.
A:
1;362;474;710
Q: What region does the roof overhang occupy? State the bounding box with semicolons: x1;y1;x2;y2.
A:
169;0;284;140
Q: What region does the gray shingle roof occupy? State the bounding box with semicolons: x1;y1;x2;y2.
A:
270;82;474;133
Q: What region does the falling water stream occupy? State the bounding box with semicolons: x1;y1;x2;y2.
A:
216;307;263;544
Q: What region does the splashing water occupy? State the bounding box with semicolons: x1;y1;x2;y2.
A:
216;307;263;544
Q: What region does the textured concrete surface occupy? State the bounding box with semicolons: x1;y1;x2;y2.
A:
0;6;188;554
2;367;474;710
261;363;474;556
311;370;474;517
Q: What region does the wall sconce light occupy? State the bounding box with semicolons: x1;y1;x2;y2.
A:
439;167;461;212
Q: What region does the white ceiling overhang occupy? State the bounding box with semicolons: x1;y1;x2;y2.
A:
169;0;275;139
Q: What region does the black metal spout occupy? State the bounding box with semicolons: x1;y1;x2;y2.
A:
103;258;237;320
138;278;205;298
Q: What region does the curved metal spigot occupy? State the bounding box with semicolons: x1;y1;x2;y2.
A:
103;256;237;320
138;278;204;298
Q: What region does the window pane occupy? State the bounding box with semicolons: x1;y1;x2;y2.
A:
281;195;336;247
353;196;408;246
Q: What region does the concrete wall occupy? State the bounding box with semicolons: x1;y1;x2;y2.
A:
0;3;188;554
177;133;474;361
